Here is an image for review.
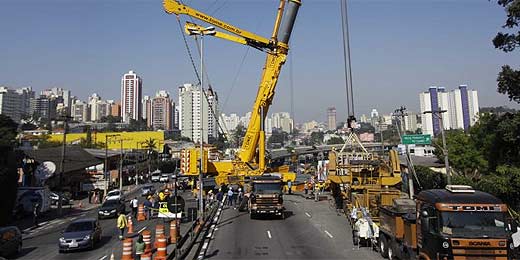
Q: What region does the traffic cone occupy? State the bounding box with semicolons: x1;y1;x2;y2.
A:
137;204;146;221
127;215;134;235
121;238;134;260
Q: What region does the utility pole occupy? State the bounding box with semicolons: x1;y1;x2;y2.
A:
423;108;450;185
57;117;69;216
119;139;123;192
394;106;416;198
104;135;109;198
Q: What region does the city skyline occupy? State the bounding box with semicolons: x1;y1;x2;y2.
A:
1;1;520;122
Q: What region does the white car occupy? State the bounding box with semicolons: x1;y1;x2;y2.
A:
105;190;122;201
151;173;161;182
159;174;169;183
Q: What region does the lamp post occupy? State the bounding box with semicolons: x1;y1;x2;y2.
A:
423;108;450;185
105;134;121;196
187;25;216;220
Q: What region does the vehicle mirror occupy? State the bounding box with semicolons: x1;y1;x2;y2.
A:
421;210;428;217
421;217;430;232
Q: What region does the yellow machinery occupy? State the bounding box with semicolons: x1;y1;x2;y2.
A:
328;138;404;224
164;0;301;185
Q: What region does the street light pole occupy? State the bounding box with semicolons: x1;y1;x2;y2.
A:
119;139;123;191
104;135;108;198
58;117;68;216
424;108;451;185
187;25;216;221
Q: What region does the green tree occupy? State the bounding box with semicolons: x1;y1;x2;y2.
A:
492;0;520;102
232;123;246;148
310;131;324;145
0;115;19;225
0;115;18;148
413;165;446;191
327;136;344;145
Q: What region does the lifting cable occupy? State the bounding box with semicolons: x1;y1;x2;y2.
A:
340;0;356;125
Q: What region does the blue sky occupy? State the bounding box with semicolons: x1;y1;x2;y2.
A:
1;0;519;123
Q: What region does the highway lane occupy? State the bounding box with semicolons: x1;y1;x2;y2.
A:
205;194;381;260
16;182;194;260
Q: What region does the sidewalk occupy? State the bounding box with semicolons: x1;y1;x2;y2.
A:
16;184;142;238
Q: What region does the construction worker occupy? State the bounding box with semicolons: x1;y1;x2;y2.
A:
130;197;139;218
117;212;127;240
287;180;293;195
144;196;153;220
158;191;166;202
135;234;145;260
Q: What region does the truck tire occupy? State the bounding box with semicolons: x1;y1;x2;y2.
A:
387;242;394;260
379;235;388;258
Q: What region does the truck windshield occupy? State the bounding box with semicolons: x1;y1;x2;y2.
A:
441;211;506;238
254;183;281;193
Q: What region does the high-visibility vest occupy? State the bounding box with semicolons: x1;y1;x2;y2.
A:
117;214;127;229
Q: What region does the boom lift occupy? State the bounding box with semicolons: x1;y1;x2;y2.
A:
164;0;301;185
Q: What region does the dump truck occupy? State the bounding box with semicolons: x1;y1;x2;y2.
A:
248;174;284;219
378;185;515;260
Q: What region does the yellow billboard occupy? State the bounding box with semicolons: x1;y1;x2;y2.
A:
49;131;165;151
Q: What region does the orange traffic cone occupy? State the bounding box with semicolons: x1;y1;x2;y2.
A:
121;238;134;260
127;215;134;235
153;234;168;260
137;204;146;221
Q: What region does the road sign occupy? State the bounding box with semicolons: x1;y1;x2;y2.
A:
401;134;432;145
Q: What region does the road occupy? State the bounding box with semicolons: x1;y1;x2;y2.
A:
15;182;195;260
204;193;381;260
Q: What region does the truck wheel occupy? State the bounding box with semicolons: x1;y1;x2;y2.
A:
379;235;388;258
387;243;394;260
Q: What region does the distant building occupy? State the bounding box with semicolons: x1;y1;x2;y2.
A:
142;95;152;127
121;70;143;122
31;94;57;121
420;85;479;136
359;132;375;142
178;83;219;143
272;112;293;133
221;113;240;134
302;120;319;133
109;100;121;118
71;100;89;122
88;93;111;122
0;86;34;122
151;90;174;130
404;113;418;132
359;114;368;124
327;107;336;131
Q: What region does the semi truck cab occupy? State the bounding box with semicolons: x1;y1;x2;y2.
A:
249;174;284;219
379;185;515;260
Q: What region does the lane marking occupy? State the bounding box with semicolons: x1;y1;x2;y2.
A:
137;226;147;233
267;230;272;239
305;212;311;218
324;230;333;238
99;256;107;260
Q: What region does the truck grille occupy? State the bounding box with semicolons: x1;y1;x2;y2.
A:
256;197;278;204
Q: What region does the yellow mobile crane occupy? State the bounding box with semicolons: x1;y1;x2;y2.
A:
164;0;301;185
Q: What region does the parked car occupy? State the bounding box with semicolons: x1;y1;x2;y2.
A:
50;192;71;205
141;185;156;197
98;199;125;219
159;174;169;183
151;173;161;182
0;226;22;258
104;189;122;201
59;219;101;252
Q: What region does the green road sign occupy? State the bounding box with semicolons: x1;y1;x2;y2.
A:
401;134;432;145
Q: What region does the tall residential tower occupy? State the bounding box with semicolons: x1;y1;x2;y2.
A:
121;70;142;122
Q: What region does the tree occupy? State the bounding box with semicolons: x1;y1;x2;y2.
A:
128;119;148;131
310;131;324;145
268;129;288;146
0;115;18;148
493;0;520;102
413;165;446;191
327;136;344;145
232;123;246;148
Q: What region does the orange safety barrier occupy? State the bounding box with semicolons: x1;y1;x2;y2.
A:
169;219;180;244
137;203;146;221
121;238;134;260
127;215;134;235
142;230;152;254
155;224;165;241
153;234;168;260
141;254;152;260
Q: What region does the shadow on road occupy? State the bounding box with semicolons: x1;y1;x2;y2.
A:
205;249;220;259
13;246;37;259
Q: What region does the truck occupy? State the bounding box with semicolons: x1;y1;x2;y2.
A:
14;186;51;217
378;185;515;260
248;174;284;219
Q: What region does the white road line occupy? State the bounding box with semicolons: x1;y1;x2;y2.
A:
305;212;311;218
324;230;334;238
267;230;272;239
98;255;107;260
137;226;147;233
202;242;209;250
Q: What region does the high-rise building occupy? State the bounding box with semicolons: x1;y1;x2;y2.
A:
143;95;152;128
121;70;143;122
109;100;121;118
178;84;219;143
31;95;56;121
272;112;293;133
221;113;240;134
327;107;337;131
72;100;89;122
0;86;34;122
420;85;479;136
151;90;174;130
404;113;418;132
88;93;111;122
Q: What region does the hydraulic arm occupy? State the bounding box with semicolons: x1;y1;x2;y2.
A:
164;0;301;184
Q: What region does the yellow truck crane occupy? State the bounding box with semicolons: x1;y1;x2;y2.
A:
164;0;301;186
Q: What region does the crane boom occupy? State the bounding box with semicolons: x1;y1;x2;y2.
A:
165;0;301;185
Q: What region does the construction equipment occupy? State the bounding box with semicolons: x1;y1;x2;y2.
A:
164;0;301;186
248;174;285;219
378;185;515;259
327;134;404;246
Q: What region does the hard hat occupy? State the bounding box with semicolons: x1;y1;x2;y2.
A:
208;190;213;193
238;188;242;191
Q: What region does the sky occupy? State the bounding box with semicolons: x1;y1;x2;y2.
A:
1;0;519;124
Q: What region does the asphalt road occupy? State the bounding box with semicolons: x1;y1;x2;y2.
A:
204;193;382;260
16;182;195;260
